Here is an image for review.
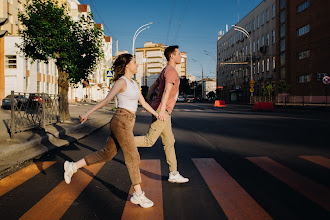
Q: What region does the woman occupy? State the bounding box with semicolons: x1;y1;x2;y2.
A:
64;54;157;208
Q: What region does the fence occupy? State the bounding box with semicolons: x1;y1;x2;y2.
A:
8;91;60;137
251;95;330;106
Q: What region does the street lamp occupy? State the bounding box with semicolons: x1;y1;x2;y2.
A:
192;59;204;99
132;22;153;57
232;25;254;100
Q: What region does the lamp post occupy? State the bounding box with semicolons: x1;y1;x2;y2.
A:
132;22;152;57
232;25;254;101
192;59;204;99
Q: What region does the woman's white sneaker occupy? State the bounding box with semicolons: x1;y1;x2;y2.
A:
130;191;154;208
168;171;189;183
64;161;77;184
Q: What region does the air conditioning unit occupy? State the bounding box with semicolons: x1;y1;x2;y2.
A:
260;46;267;53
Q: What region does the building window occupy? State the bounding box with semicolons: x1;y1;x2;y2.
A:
5;55;17;69
257;62;260;73
297;24;310;36
253;19;255;31
262;13;265;25
280;38;285;52
257;16;260;28
37;60;40;73
262;60;265;72
253;41;256;52
297;75;311;83
280;0;285;10
280;53;285;66
261;36;265;46
249;22;251;32
37;81;40;93
272;4;275;18
272;30;275;44
266;58;270;72
47;83;49;94
280;10;285;23
257;39;259;50
298;49;310;60
280;24;285;38
266;34;270;46
266;9;270;22
297;1;310;13
280;67;286;79
272;56;276;70
316;73;327;81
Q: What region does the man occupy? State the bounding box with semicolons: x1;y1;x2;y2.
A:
135;45;189;183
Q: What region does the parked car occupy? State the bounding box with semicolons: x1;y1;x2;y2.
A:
27;93;51;108
1;95;27;109
177;95;185;102
186;95;195;103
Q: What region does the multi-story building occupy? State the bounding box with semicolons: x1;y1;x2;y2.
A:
276;0;330;102
136;42;187;88
200;78;216;99
217;0;276;102
0;0;112;102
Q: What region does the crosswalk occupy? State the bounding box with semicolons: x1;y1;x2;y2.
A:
0;156;329;219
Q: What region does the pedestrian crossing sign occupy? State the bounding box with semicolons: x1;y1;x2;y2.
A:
105;69;114;79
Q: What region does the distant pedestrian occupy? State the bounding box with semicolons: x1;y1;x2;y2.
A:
134;45;189;183
64;54;158;208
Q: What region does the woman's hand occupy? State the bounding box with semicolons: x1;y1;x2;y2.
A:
79;113;88;124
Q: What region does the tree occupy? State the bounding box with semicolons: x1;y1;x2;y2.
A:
263;84;274;97
207;91;215;99
17;0;104;121
278;80;290;94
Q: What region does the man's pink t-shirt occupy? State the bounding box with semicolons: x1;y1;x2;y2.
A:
151;65;180;114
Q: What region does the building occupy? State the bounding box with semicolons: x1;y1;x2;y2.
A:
217;0;276;103
276;0;330;102
200;78;216;99
0;0;113;102
136;42;187;88
186;74;196;83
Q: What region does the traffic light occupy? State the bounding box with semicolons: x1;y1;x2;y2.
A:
0;18;8;38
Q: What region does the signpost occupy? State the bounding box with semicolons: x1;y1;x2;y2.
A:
322;76;330;106
249;79;255;95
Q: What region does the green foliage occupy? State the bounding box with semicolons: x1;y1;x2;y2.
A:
263;84;274;96
207;91;215;98
278;80;290;94
17;0;104;84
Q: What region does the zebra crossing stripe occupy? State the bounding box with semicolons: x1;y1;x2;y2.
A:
121;160;163;220
19;162;106;220
0;161;56;197
299;156;330;169
247;157;330;212
192;158;272;220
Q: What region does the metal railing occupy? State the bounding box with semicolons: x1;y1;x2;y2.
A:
9;91;60;137
251;95;330;106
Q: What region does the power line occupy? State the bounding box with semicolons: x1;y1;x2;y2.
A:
166;0;176;45
173;0;191;43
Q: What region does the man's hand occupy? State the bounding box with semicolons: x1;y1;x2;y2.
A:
158;110;167;121
79;113;88;124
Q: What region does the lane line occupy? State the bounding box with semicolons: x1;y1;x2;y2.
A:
0;161;56;197
192;158;272;220
299;156;330;169
19;162;105;220
247;157;330;212
121;160;163;220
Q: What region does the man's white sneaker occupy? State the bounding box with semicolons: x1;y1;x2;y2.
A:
130;191;154;208
64;161;77;184
168;171;189;183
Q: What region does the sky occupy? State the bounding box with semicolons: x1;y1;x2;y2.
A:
79;0;263;80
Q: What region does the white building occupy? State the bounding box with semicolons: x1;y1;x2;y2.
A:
200;78;216;99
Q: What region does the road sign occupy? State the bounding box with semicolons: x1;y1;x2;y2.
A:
322;76;330;84
250;79;255;87
250;88;254;93
105;69;114;79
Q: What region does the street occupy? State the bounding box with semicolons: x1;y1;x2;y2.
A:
0;103;329;219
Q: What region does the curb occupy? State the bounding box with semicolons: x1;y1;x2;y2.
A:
0;118;110;173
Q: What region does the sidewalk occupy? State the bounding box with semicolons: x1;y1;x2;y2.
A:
0;102;116;175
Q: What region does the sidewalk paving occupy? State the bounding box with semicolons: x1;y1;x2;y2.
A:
0;102;116;176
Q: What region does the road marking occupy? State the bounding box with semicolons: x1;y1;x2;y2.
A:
19;162;105;220
121;160;163;220
0;161;56;197
299;156;330;169
247;157;330;212
192;158;272;220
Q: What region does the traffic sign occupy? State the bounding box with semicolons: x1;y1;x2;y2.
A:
105;69;114;79
322;76;330;84
250;79;255;87
250;88;254;93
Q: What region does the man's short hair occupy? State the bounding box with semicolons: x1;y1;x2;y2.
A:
164;45;179;61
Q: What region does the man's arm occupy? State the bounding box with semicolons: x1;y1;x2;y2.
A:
146;80;159;103
158;82;173;121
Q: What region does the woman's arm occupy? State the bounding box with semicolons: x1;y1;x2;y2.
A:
79;79;126;123
138;94;158;117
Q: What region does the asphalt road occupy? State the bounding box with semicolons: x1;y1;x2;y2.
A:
0;103;329;219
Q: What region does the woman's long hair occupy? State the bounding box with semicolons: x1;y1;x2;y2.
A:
112;54;133;81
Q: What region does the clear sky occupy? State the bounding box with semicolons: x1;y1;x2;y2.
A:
79;0;263;80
